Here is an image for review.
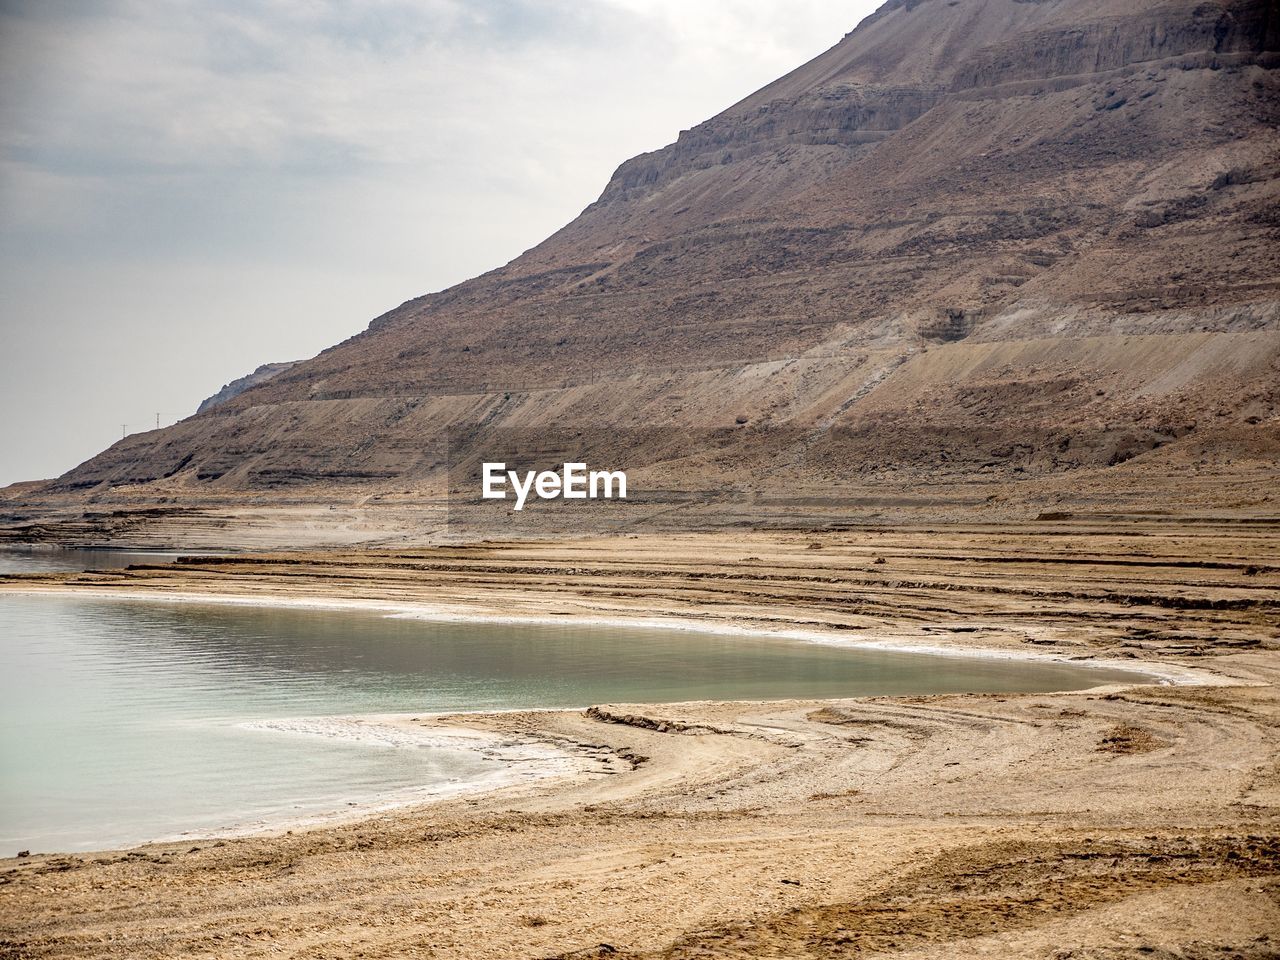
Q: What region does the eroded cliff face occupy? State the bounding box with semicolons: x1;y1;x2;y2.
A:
600;0;1277;203
22;0;1280;524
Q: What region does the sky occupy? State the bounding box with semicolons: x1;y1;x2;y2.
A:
0;0;880;487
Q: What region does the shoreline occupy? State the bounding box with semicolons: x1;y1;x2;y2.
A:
150;715;606;848
0;583;1216;686
1;580;1206;854
4;529;1276;959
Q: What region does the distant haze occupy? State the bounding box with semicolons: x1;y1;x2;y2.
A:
0;0;878;487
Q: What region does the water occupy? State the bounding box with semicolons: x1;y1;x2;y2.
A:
0;592;1143;855
0;546;183;575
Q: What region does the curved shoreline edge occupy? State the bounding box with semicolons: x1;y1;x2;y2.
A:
0;584;1217;687
2;525;1276;959
152;715;604;847
0;577;1225;852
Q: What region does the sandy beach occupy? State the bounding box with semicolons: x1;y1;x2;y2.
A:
2;523;1278;958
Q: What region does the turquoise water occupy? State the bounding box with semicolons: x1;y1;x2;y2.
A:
0;592;1143;854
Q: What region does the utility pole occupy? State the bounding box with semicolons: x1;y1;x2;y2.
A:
156;412;160;430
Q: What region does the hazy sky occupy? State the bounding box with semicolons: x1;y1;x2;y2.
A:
0;0;879;487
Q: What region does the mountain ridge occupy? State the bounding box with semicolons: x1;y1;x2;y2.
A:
6;0;1277;538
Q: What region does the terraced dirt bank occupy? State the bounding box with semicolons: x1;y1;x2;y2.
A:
2;523;1278;958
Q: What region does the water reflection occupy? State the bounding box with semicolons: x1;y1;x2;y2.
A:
0;546;183;574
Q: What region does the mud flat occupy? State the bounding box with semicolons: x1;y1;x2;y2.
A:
1;523;1278;959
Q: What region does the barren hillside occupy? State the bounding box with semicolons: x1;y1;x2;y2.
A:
5;0;1278;541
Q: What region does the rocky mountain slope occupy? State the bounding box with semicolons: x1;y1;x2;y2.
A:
9;0;1279;536
195;362;298;415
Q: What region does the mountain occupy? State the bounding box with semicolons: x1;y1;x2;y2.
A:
195;362;298;415
7;0;1279;540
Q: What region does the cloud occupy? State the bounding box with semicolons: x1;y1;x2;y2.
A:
3;1;653;174
2;0;872;179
